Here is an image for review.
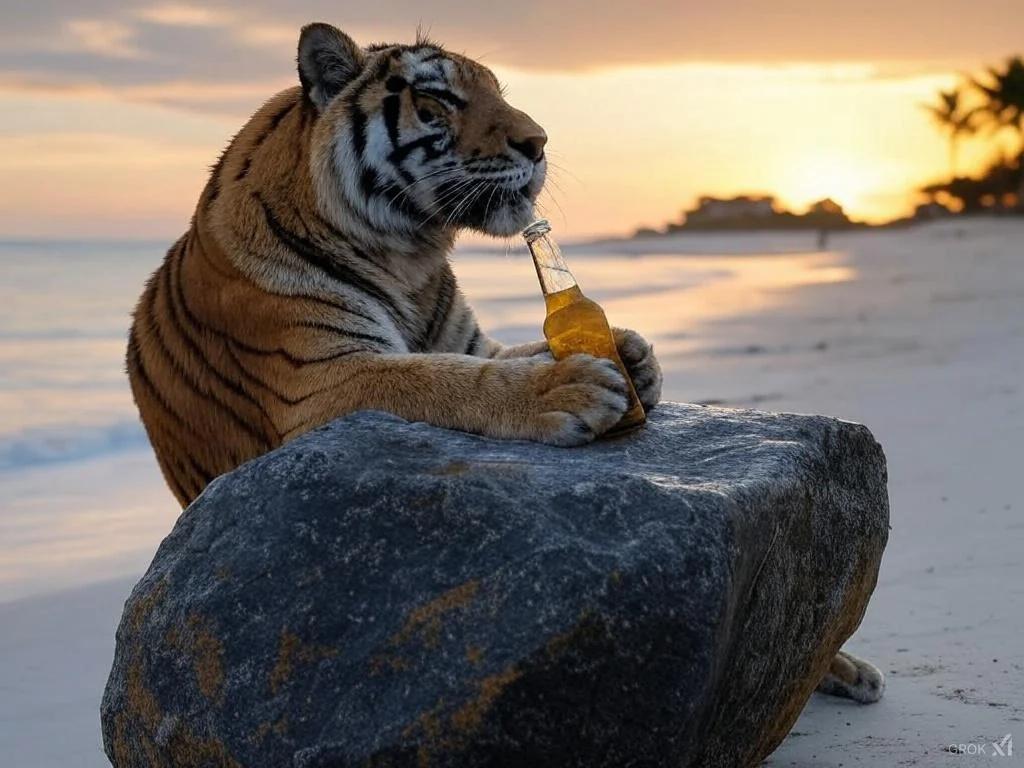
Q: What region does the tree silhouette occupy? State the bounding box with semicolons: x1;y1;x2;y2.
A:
920;88;977;178
971;55;1024;206
972;56;1024;139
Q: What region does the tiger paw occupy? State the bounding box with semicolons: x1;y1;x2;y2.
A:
613;328;663;411
525;354;630;446
817;650;886;704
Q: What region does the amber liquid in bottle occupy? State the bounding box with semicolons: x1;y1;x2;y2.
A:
522;219;646;434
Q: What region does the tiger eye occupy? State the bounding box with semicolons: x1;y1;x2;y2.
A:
414;95;445;123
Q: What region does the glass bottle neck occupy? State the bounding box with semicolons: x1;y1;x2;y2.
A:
526;232;579;296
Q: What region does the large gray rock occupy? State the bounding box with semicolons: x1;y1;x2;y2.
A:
101;402;889;768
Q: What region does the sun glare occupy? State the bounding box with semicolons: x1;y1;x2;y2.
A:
777;149;882;219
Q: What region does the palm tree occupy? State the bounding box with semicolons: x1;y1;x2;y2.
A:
971;56;1024;207
921;88;977;179
972;56;1024;137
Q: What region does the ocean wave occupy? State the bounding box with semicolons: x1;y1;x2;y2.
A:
0;328;127;342
0;420;150;472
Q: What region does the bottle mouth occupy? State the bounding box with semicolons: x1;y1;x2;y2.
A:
521;219;552;243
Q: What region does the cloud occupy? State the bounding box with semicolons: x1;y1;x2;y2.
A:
0;132;212;168
63;19;145;59
132;3;235;27
1;0;1021;115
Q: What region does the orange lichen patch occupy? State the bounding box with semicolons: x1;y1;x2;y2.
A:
254;715;290;745
389;581;481;650
112;711;162;767
189;614;225;702
465;645;484;668
125;651;164;731
162;730;244;767
449;668;523;735
269;628;339;694
108;580;245;767
402;706;444;743
429;461;471;476
112;713;243;767
164;613;226;704
369;654;412;676
128;578;169;632
427;460;528;477
112;649;242;766
398;667;523;762
544;613;599;661
399;704;448;768
545;629;576;661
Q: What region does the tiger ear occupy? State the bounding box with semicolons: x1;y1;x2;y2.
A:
298;23;365;110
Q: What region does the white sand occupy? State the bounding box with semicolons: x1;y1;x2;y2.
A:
1;219;1022;765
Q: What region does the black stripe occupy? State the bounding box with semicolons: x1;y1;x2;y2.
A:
167;245;284;443
343;54;393;154
465;325;482;355
258;195;410;327
221;344;336;407
131;325;241;492
360;168;379;199
191;224;378;325
420;270;456;351
412;86;467;110
228;339;367;367
190;233;238;281
416;50;446;64
294;293;379;325
349;242;402;283
163;430;215;504
153;252;274;445
127;325;202;441
177;234;375;368
161;245;307;413
389;133;446;165
203;148;229;211
382;94;402;147
309;213;407;282
293;320;393;349
349;102;368;155
236;99;298;181
381;181;426;219
224;342;374;410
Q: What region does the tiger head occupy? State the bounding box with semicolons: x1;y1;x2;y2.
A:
299;23;548;239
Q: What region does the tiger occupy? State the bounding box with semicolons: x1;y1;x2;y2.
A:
126;21;663;509
124;21;883;706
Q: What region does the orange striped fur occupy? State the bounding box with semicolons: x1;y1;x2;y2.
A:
126;22;664;509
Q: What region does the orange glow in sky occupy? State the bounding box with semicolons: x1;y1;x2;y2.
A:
0;52;999;240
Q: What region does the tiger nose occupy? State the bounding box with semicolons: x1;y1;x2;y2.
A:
508;131;547;163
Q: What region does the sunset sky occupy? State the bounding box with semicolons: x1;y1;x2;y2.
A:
1;1;1022;240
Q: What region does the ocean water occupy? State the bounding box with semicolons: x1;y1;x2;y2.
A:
0;234;850;602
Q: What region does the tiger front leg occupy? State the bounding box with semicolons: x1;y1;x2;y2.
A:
475;328;662;414
278;351;630;447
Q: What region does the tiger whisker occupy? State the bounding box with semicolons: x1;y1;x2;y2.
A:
420;177;480;226
424;177;480;223
376;167;465;223
444;180;489;230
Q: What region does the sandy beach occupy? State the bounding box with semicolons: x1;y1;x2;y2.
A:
1;219;1022;765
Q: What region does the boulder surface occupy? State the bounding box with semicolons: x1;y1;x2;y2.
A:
101;402;889;767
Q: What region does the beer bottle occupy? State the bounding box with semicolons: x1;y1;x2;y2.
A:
522;219;646;434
